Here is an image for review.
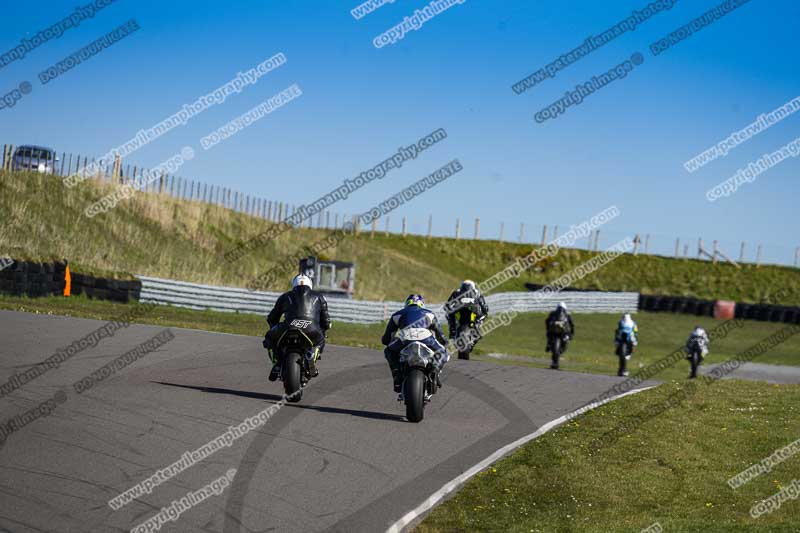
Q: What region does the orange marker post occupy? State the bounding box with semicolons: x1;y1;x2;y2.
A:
63;264;71;297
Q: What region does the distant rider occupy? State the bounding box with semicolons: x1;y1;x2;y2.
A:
382;294;449;393
263;274;331;381
545;302;575;369
614;313;639;376
446;280;489;342
685;325;710;379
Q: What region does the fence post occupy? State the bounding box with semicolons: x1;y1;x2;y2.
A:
553;225;559;240
159;173;164;194
712;240;718;264
633;234;640;255
455;218;460;240
385;215;390;236
675;238;680;258
698;238;703;259
683;243;689;258
499;222;504;242
593;230;600;251
1;144;6;170
756;244;762;267
474;218;480;239
739;242;745;263
644;234;650;255
402;216;407;237
541;225;547;246
427;215;433;239
371;218;377;238
795;247;799;268
112;155;121;181
519;223;524;243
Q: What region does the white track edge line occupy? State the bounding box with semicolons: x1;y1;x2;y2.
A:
385;385;657;533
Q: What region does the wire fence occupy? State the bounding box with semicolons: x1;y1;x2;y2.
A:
2;142;797;268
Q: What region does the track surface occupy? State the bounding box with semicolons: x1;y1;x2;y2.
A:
0;310;657;532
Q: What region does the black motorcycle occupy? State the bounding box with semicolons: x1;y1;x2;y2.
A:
452;298;482;360
616;332;634;377
687;339;705;379
547;319;570;369
274;319;321;403
398;340;441;423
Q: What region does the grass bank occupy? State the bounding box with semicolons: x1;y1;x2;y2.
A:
417;380;800;532
1;170;799;303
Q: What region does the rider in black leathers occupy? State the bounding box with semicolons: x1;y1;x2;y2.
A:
545;302;575;368
445;280;489;342
263;274;331;381
382;294;448;393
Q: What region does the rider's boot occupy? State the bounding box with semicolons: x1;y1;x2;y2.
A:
268;349;281;381
269;363;281;381
385;349;403;393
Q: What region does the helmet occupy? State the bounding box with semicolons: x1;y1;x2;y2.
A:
557;302;567;311
292;274;313;289
405;294;425;307
622;313;632;323
460;279;477;292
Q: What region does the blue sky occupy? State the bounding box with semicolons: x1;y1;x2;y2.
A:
1;0;797;265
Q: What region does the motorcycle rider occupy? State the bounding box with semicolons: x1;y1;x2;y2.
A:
545;302;575;369
382;294;449;393
614;313;639;376
263;274;331;381
685;325;710;379
446;280;489;342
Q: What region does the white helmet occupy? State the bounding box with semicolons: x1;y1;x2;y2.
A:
292;274;312;289
622;313;632;323
461;279;476;292
557;302;567;311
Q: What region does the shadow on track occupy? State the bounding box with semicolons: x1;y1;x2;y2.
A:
153;380;406;422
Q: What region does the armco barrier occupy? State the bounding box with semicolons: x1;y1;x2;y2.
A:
138;276;640;324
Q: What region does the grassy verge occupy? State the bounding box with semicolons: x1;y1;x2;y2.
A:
1;170;799;303
417;379;800;533
0;294;797;383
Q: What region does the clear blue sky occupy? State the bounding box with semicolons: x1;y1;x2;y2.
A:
1;0;797;264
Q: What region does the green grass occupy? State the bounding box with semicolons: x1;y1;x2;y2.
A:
0;294;796;382
469;311;800;380
1;169;799;303
417;379;800;533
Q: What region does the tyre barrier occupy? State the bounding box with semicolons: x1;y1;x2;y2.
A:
640;293;799;324
0;259;66;297
0;259;141;303
638;294;715;317
70;273;141;303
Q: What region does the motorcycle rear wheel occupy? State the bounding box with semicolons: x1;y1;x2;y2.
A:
617;343;629;376
552;337;562;368
283;352;303;403
404;368;425;423
690;350;701;378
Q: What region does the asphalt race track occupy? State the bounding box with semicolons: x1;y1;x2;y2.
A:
0;310;657;532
